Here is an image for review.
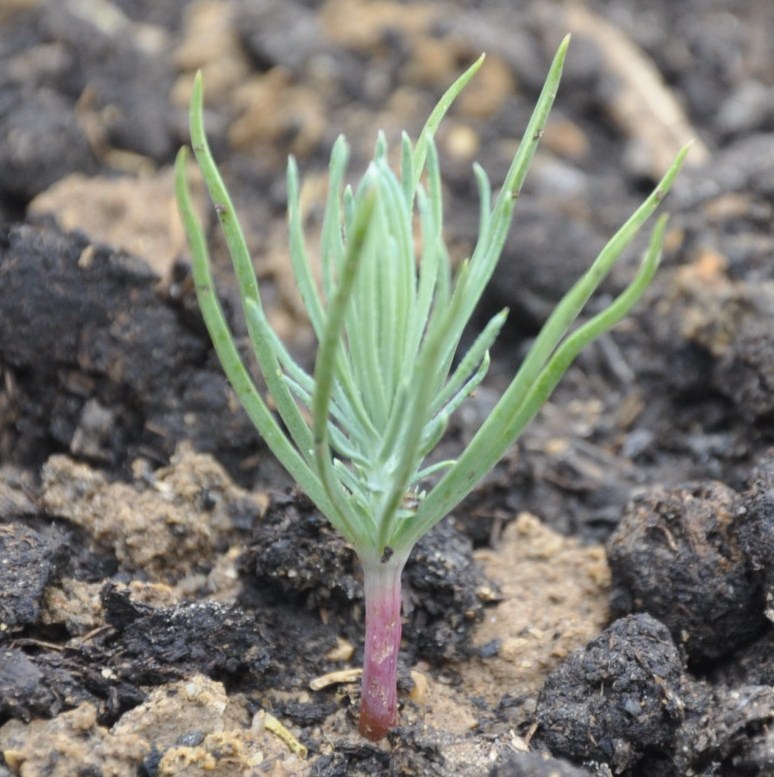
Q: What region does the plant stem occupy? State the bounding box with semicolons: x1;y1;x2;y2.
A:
358;554;408;741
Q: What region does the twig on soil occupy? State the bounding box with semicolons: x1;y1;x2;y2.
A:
309;668;362;691
252;710;308;758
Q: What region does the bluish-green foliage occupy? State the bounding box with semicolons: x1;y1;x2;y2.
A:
175;36;689;564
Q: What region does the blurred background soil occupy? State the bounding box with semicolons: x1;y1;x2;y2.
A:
1;1;774;775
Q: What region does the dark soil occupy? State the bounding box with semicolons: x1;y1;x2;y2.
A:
1;1;774;775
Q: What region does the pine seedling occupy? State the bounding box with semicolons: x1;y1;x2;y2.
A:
175;36;689;741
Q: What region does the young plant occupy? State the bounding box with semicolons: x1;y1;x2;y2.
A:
175;36;689;741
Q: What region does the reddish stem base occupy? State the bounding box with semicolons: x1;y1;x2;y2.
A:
358;558;406;741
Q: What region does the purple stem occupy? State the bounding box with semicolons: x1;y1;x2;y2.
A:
358;555;407;741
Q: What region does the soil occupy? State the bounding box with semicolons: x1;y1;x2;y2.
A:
1;1;773;775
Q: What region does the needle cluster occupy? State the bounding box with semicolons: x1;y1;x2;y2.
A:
175;35;688;741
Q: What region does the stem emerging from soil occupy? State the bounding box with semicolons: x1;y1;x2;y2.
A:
177;43;689;743
359;555;408;741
